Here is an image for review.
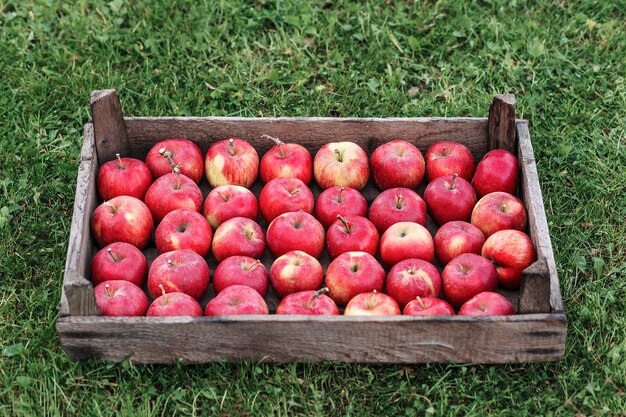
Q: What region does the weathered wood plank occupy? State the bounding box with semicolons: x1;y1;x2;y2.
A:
517;121;563;313
61;124;99;316
488;94;517;153
91;90;129;164
57;314;566;363
124;117;490;160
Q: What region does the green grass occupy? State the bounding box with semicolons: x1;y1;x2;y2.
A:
1;0;625;415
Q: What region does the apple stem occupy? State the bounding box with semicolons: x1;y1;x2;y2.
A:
104;283;113;297
216;190;229;203
334;148;343;162
289;188;301;196
451;173;458;187
337;214;352;232
167;259;174;266
102;200;118;213
176;173;182;190
248;259;262;270
337;187;345;202
159;147;181;174
262;134;284;147
115;153;125;168
305;287;329;308
416;296;426;309
365;289;377;308
228;138;235;156
159;284;169;305
396;194;403;209
106;247;119;262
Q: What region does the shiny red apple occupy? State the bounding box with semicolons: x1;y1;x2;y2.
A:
325;251;385;306
90;242;148;287
482;229;537;290
458;291;515;316
344;291;401;316
147;249;210;300
269;250;324;298
275;288;339;315
471;191;527;237
147;285;204;317
441;253;498;308
434;221;485;266
259;177;314;223
370;140;425;190
385;259;441;308
403;296;455;316
326;215;379;259
266;211;325;258
368;187;427;233
425;141;475;182
97;154;152;201
314;186;368;229
145;138;204;183
213;256;269;296
94;280;149;317
472;149;518;198
155;208;213;257
211;217;266;262
379;222;434;266
202;185;259;230
259;135;313;184
205;285;269;316
144;173;203;223
423;174;477;225
91;195;153;249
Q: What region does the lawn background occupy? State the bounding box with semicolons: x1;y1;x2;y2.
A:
1;0;625;415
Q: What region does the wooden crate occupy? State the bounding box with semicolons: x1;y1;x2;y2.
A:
56;90;566;363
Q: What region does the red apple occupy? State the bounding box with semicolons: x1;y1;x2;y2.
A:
205;285;269;316
275;288;339;315
97;154;152;201
368;187;427;233
403;296;455;316
147;249;210;300
472;149;518;198
434;221;485;266
326;215;379;259
90;242;148;287
211;217;266;262
266;211;325;258
269;250;324;298
144;173;203;223
344;291;401;316
213;256;269;296
385;259;441;308
202;185;259;230
259;177;314;223
471;191;528;237
423;174;477;225
91;195;153;249
314;186;368;229
325;251;385;306
94;280;149;317
482;229;537;290
260;135;313;184
147;285;203;317
425;141;476;182
155;209;213;257
313;141;369;190
370;140;425;190
205;138;259;188
441;253;498;308
458;291;515;316
379;222;434;266
145;138;204;183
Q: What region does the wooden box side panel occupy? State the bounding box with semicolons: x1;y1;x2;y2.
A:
57;314;566;364
123;117;489;160
60;124;99;317
517;122;563;313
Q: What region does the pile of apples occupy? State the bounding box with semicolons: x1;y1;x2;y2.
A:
91;136;536;318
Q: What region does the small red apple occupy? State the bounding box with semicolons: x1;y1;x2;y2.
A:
403;296;455;316
344;291;401;316
94;280;149;317
144;173;203;223
441;253;498;308
368;188;427;233
314;186;368;229
155;209;213;257
313;141;369;190
97;154;152;201
202;185;259;230
275;288;339;315
326;215;379;259
472;149;518;198
205;138;259;188
325;251;385;306
425;141;476;182
147;285;204;317
147;249;210;300
423;174;477;225
90;242;148;287
91;196;154;249
145;138;204;183
211;217;266;262
471;191;527;237
481;229;537;290
385;259;441;308
379;222;434;266
266;211;325;258
213;256;269;297
204;285;269;316
434;221;485;266
370;140;425;190
259;135;313;184
458;291;515;316
269;250;324;298
259;177;314;223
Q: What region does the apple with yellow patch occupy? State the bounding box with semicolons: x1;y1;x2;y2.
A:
379;222;434;266
147;249;210;300
205;138;259;188
202;185;259;230
91;195;154;249
313;141;369;190
434;221;485;266
385;259;441;309
344;291;401;316
211;217;266;262
269;250;324;298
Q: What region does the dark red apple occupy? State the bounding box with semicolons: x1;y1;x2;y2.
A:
313;141;369;190
94;280;149;316
326;215;379;259
423;174;477;225
147;249;210;300
325;251;385;306
260;135;313;184
147;285;203;317
145;138;204;183
472;149;518;198
471;191;527;237
441;253;498;308
425;141;476;182
259;177;314;223
370;140;425;190
213;256;269;296
269;250;324;298
202;185;259;230
368;187;427;233
97;154;152;201
91;196;154;249
344;291;401;316
482;229;537;290
403;296;455;316
266;211;325;258
205;285;269;316
211;217;266;262
379;222;434;266
458;291;515;316
275;288;339;315
434;221;485;266
155;208;213;257
385;259;441;308
314;186;368;229
144;173;203;223
205;138;259;188
90;242;148;287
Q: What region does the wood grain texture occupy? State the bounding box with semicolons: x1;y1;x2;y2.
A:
61;124;99;317
91;90;129;164
517;121;563;313
57;314;566;364
488;94;517;153
124;117;489;160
